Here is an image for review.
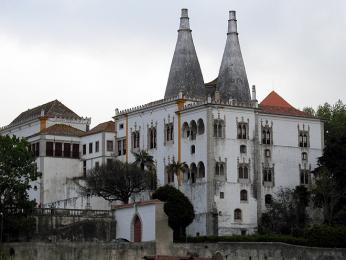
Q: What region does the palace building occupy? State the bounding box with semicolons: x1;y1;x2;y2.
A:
0;9;323;236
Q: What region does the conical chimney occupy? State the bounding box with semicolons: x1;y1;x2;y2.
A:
216;11;251;102
164;9;205;99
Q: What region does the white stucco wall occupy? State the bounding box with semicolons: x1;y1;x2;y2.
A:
114;203;157;242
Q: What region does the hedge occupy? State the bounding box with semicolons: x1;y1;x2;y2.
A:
184;225;346;248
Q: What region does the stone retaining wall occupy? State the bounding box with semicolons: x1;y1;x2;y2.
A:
1;241;346;260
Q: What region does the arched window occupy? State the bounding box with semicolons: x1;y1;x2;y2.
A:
198;161;205;178
265;194;272;206
302;152;308;161
182;122;189;138
190;120;197;140
190;163;197;184
183;165;190;182
265;149;271;158
133;215;142;242
166;166;174;184
237;122;248;139
197;119;205;135
234;209;242;221
240;190;248;202
243;166;248;179
148;127;157;149
220;163;224;176
214;119;225;138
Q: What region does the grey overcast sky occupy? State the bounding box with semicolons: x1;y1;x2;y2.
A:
0;0;345;127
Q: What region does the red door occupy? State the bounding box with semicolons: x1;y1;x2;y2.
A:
133;216;142;242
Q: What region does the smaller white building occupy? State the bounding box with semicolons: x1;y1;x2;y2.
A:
113;200;172;243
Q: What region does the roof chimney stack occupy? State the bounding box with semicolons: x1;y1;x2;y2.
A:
164;9;205;99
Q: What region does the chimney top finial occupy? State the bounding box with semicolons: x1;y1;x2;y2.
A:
228;10;238;34
179;8;190;31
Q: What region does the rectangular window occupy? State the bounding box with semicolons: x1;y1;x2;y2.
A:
263;167;274;187
82;144;86;155
237;122;248;139
55;142;62;157
117;140;122;156
107;140;114;152
148;127;157;149
72;144;79;158
299;130;309;148
122;139;126;155
240;145;247;154
95;162;100;168
46;142;54;157
132;131;140;150
63;143;71;158
300;169;309;185
165;123;174;143
83;161;87;177
89;143;93;154
213;119;225;138
238;163;249;181
95;141;99;153
220;192;224;199
262;126;272;145
119;123;124;130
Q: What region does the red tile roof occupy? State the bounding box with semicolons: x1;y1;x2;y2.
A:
83;121;115;136
259;91;312;118
40;124;85;137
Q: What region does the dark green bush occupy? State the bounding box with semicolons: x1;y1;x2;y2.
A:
185;225;346;248
304;225;346;248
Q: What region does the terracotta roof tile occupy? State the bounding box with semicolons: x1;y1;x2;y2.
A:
83;121;115;136
10;100;81;126
259;91;313;118
40;124;85;137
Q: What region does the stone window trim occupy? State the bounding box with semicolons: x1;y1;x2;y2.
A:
147;124;157;150
234;208;242;222
264;149;271;158
181;119;205;140
262;165;275;187
95;141;100;153
236;118;249;140
240;189;248;202
215;160;227;181
299;164;311;186
164;122;174;145
106;140;114;152
116;138;126;156
261;127;273;145
265;194;273;206
213;119;225;139
298;125;310;148
238;161;250;184
240;144;247;154
131;130;140;151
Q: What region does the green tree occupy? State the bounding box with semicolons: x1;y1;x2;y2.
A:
0;135;39;212
81;160;151;204
152;185;194;240
133;150;157;190
259;186;310;234
166;160;187;187
0;135;40;241
310;100;346;224
132;150;154;171
312;166;339;224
